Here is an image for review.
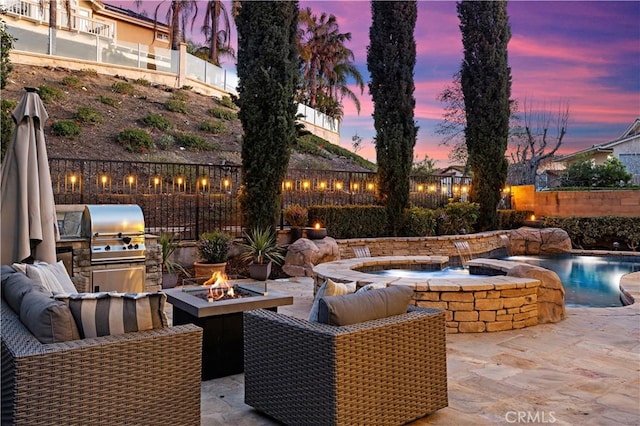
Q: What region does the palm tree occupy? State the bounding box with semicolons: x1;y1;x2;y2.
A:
149;0;199;50
297;7;364;120
201;0;233;65
39;0;70;55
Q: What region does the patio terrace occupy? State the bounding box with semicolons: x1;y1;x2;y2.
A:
181;273;640;425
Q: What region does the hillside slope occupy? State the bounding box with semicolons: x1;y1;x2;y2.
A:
1;64;374;172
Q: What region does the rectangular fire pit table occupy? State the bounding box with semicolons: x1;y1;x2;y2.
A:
164;283;293;381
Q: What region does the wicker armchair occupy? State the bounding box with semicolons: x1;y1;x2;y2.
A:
244;306;448;425
1;298;203;426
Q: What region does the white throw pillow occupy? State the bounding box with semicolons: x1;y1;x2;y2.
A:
307;279;356;322
26;261;77;294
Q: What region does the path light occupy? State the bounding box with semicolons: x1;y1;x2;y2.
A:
461;185;468;193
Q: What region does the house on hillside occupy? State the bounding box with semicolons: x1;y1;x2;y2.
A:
556;118;640;185
1;0;170;66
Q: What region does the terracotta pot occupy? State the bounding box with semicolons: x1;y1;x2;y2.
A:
248;261;272;281
193;261;227;279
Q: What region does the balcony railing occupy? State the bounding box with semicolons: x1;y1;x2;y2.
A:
1;0;115;39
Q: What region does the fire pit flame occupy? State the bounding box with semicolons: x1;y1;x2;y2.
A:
203;271;233;301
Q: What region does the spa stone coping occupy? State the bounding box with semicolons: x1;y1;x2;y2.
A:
312;256;540;292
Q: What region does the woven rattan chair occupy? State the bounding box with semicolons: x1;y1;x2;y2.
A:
244;306;448;425
1;298;203;426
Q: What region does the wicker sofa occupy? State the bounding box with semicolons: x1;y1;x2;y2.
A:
1;266;203;426
244;306;448;425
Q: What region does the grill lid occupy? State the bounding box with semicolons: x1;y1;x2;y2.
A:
83;205;146;263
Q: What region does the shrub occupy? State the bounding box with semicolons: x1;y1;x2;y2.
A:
198;231;233;263
307;205;387;238
543;216;640;250
199;120;226;134
435;202;480;235
171;90;189;101
133;78;151;86
116;128;153;152
62;76;81;88
218;96;236;109
99;95;120;108
283;204;308;227
172;132;212;150
563;156;632;187
75;106;102;124
111;81;134;95
51;120;81;137
156;134;175;150
78;68;98;78
140;113;172;131
1;99;17;157
1;19;16;89
165;99;188;113
207;106;236;120
498;209;532;230
38;85;64;103
401;206;436;237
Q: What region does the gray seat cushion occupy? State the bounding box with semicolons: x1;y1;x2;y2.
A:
318;285;414;326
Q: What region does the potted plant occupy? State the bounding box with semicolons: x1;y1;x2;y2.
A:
194;231;233;278
159;232;189;289
237;227;285;281
284;204;308;241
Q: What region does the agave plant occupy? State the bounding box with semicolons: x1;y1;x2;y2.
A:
237;227;285;265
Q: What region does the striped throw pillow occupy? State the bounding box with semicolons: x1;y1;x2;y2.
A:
55;292;169;338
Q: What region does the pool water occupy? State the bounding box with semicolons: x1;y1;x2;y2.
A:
504;255;640;307
372;267;488;279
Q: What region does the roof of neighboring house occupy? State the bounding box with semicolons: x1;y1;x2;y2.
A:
557;117;640;162
434;165;470;177
99;2;169;30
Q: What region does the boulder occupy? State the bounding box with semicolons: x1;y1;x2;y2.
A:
509;227;572;255
283;237;340;277
507;264;566;324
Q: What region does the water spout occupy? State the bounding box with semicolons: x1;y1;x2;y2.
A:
453;241;472;267
499;234;511;257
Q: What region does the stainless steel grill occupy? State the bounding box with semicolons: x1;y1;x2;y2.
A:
82;205;146;264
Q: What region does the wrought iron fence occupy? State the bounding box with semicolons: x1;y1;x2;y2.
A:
50;158;472;240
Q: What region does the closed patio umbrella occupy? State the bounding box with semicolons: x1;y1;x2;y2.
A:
1;88;59;264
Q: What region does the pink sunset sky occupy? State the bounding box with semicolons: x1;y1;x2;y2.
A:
110;1;640;167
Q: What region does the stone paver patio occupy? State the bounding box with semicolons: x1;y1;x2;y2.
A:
187;274;640;425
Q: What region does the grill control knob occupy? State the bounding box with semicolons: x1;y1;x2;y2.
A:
123;236;132;244
128;244;134;249
105;245;111;251
122;246;127;250
134;244;139;249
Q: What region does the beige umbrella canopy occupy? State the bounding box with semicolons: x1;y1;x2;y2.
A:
1;88;59;264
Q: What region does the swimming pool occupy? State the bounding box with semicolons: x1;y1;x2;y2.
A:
504;254;640;307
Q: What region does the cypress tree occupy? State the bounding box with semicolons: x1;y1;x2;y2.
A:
236;1;299;231
457;0;512;231
367;0;418;236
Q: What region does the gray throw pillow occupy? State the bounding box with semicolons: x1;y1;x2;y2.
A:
2;267;52;313
317;285;414;326
20;290;81;343
307;279;356;322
